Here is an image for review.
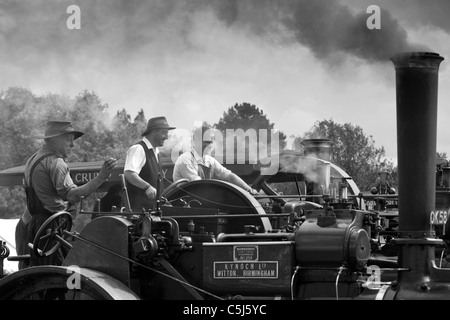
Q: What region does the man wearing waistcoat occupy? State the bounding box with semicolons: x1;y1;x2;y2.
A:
124;116;175;211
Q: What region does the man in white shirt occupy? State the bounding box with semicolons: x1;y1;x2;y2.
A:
124;116;175;211
173;124;258;195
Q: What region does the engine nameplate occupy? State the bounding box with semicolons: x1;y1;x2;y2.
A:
202;241;294;295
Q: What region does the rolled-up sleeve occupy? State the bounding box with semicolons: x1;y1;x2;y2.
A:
124;144;146;174
210;157;232;180
49;158;77;201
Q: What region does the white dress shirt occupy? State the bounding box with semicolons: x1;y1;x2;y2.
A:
124;137;159;174
172;149;231;182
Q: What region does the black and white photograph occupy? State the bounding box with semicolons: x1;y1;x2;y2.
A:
1;0;450;306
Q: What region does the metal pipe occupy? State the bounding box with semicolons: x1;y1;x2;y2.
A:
164;213;290;219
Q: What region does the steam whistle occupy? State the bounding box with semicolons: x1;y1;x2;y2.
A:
339;178;349;201
329;177;350;202
329;181;338;200
324;176;354;210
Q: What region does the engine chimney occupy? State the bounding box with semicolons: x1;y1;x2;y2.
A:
385;52;450;300
302;138;332;161
392;52;443;236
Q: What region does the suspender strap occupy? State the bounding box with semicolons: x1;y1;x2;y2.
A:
25;153;54;216
191;152;211;180
27;153;54;188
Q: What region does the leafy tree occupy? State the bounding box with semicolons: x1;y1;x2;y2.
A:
110;108;134;158
214;103;287;164
109;108;149;161
66;90;115;162
216;103;287;147
292;118;395;191
0;87;45;218
131;109;148;141
0;187;26;219
0;87;43;170
0;87;150;219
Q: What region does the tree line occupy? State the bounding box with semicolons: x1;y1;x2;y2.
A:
0;87;393;219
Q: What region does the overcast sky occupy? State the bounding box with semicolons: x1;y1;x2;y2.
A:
1;0;450;163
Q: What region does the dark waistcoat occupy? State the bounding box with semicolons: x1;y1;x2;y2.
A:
126;141;162;211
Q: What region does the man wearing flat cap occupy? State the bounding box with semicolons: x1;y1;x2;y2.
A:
124;116;175;211
16;121;117;268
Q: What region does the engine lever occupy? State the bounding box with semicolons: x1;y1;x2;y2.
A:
160;196;169;204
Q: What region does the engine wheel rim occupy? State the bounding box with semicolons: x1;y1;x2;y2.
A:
0;266;140;300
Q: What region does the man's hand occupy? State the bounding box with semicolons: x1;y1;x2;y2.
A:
67;158;118;204
98;158;117;181
248;188;259;195
145;185;157;200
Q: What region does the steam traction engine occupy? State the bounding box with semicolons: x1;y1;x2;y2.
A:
1;51;450;300
0;176;377;300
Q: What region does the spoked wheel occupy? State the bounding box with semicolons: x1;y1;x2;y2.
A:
32;211;73;258
0;266;140;300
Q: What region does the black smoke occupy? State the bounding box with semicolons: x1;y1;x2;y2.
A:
0;0;432;76
208;0;429;63
283;0;424;62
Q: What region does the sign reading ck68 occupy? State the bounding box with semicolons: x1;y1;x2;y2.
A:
430;210;449;225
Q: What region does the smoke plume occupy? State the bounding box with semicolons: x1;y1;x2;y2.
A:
0;0;427;70
283;0;428;62
211;0;429;62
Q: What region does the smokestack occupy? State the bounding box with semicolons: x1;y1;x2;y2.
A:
391;52;444;236
302;138;332;161
386;52;450;300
